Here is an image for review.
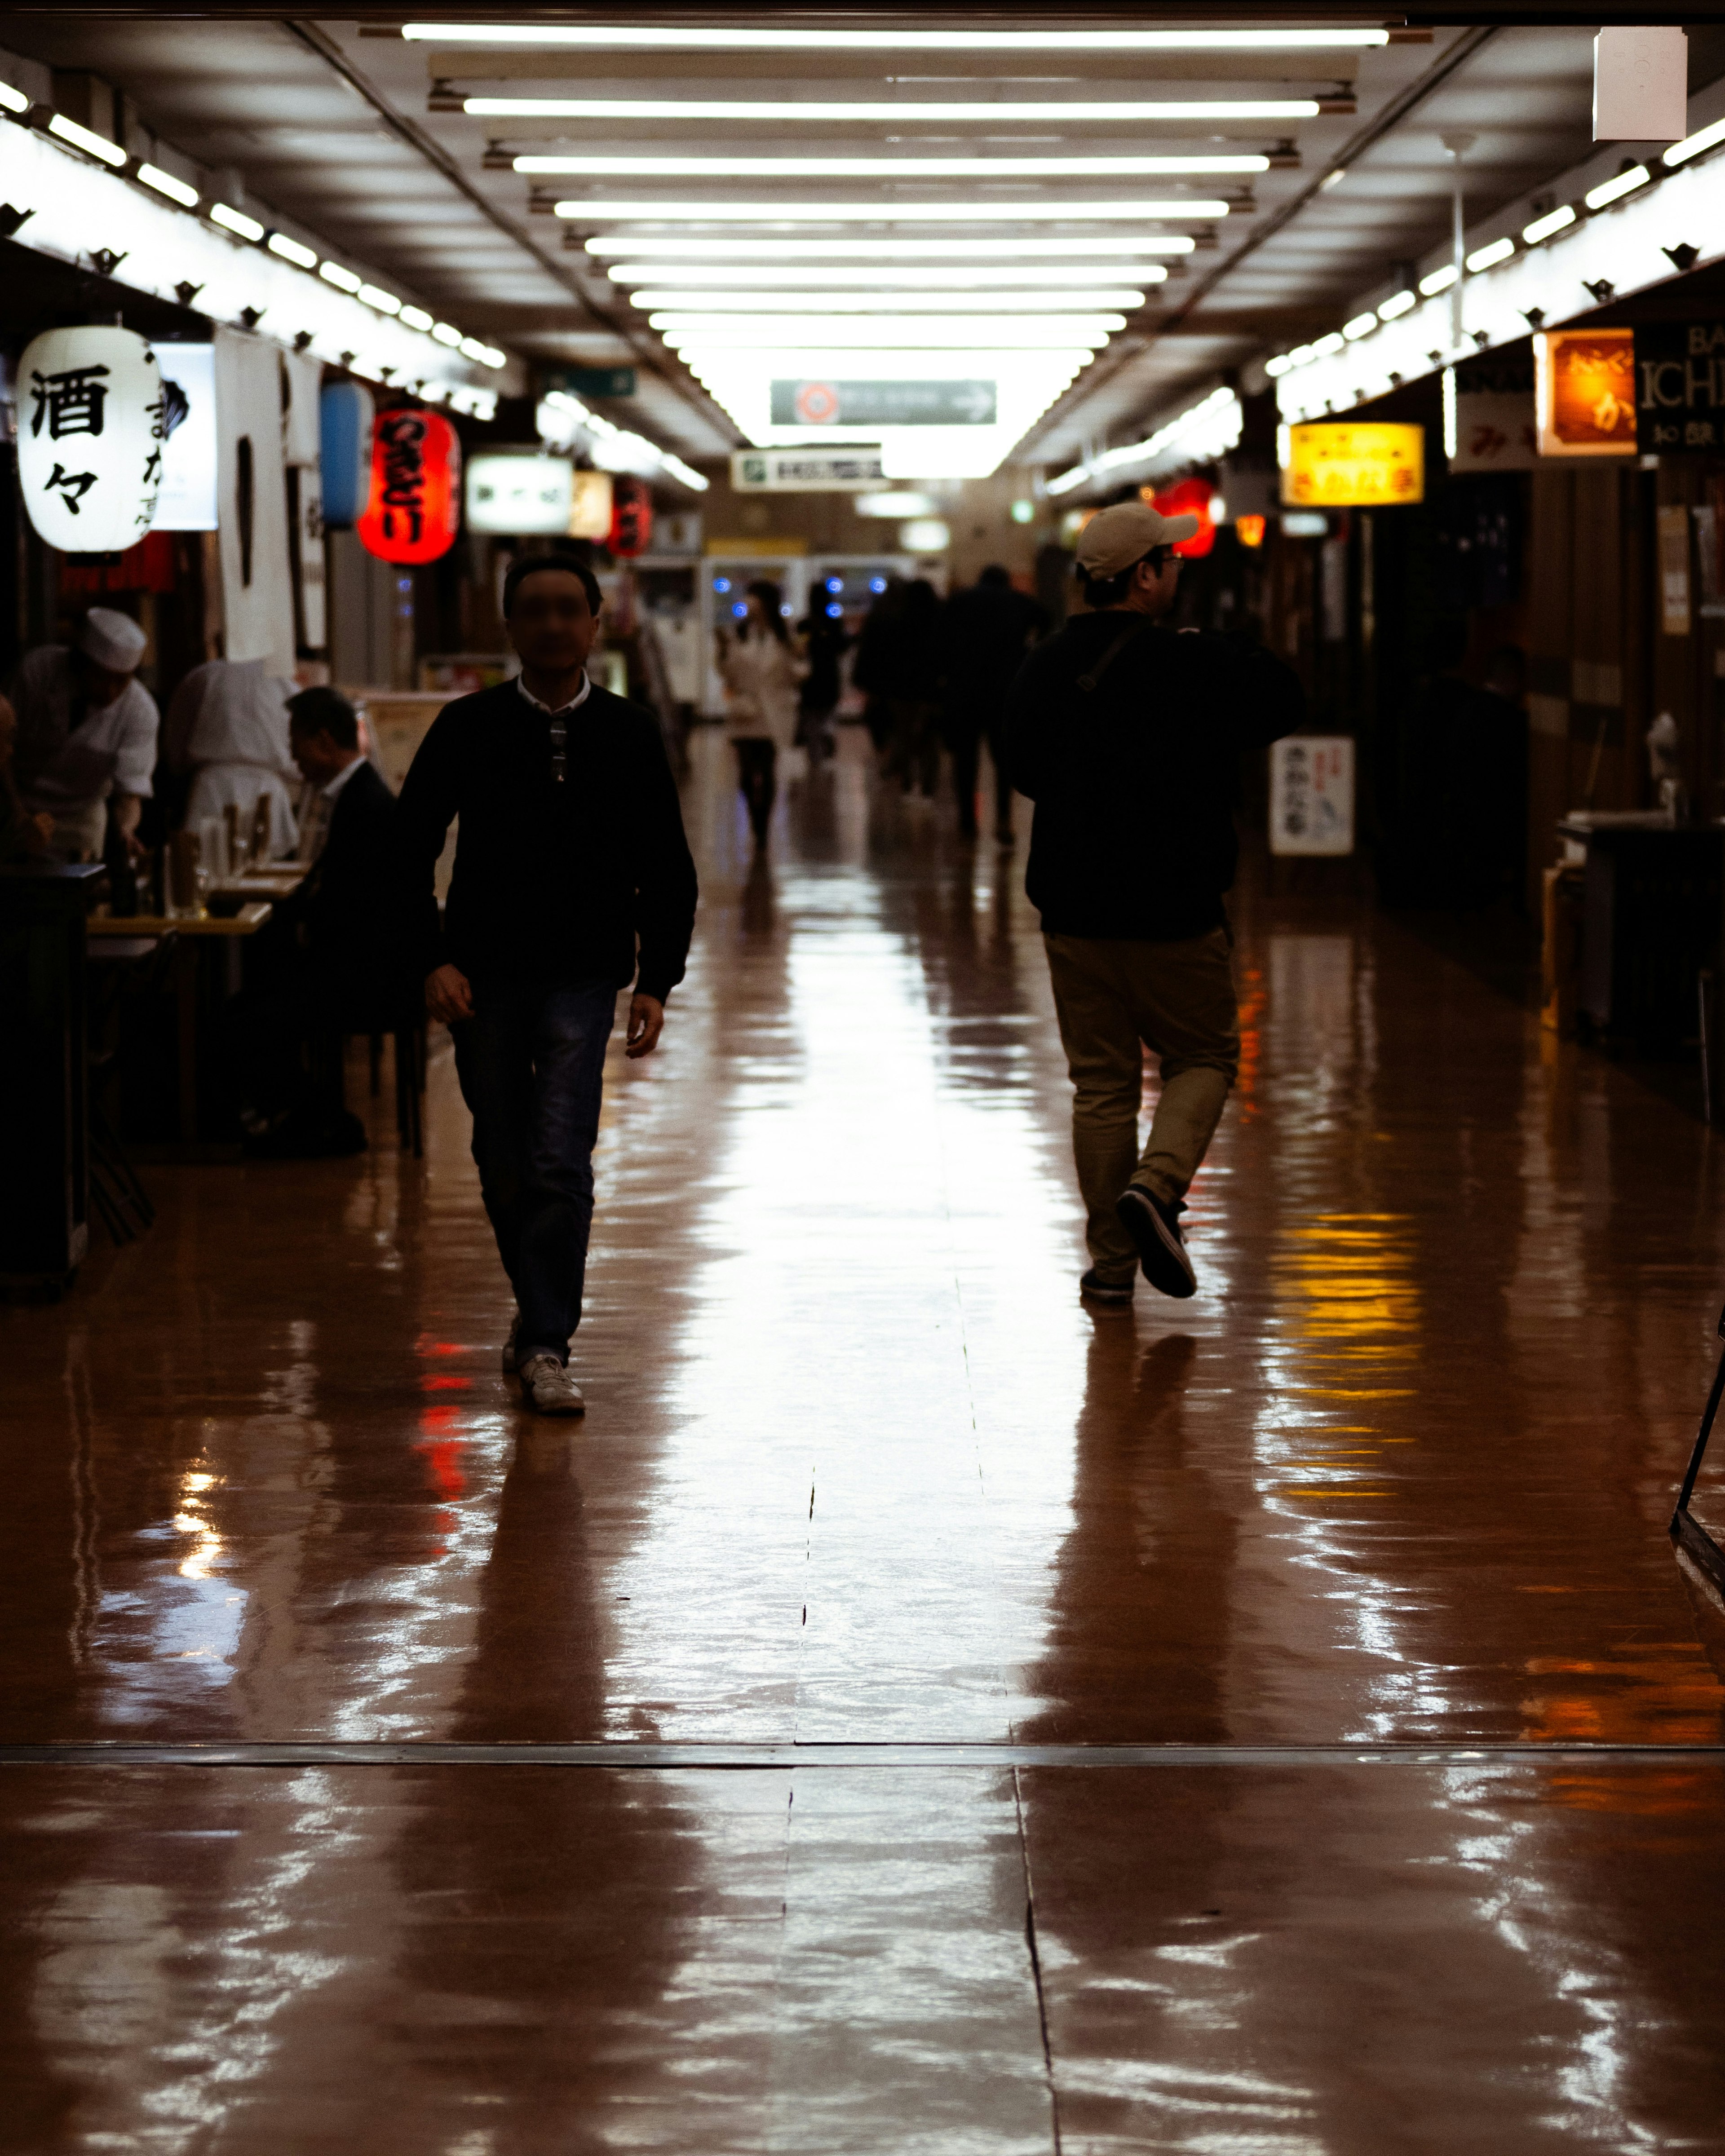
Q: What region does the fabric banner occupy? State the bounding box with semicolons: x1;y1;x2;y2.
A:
214;327;295;676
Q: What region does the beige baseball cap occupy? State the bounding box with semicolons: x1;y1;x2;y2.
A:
1075;499;1198;576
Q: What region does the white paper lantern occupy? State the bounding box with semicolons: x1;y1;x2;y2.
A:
17;326;166;553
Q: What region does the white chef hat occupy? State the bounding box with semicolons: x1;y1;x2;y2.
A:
79;607;147;673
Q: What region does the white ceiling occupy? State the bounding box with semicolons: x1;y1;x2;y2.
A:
4;14;1722;480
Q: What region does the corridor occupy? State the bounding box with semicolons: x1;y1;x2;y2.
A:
4;730;1725;2152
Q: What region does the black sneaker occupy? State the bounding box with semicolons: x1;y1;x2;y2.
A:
1080;1268;1135;1306
1116;1186;1197;1299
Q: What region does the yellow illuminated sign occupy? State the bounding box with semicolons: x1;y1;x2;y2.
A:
1533;328;1637;457
1282;422;1424;507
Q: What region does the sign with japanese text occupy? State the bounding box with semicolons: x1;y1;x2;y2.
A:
768;380;996;427
149;343;217;531
466;454;575;536
17;326;167;553
1634;321;1725;455
1450;390;1537;473
1282;424;1424;508
733;448;887;491
357;408;461;565
543;364;637;400
1533;329;1637;457
1269;736;1354;856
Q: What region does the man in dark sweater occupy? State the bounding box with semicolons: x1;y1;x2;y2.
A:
1004;501;1304;1304
396;554;698;1415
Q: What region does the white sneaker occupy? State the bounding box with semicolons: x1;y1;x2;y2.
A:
501;1312;521;1374
518;1352;584;1416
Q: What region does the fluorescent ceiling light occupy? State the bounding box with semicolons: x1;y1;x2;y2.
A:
666;322;1110;348
1312;331;1345;356
557;198;1231;223
359;282;402;314
1419;263;1457;296
0;78;29;115
432;320;464;346
1585;165;1650;210
856;491;938;516
1264;353;1293;377
1465;236;1514;273
634;287;1144;310
611;263;1166;288
138;162;199;208
210;201;265;243
407;23;1389;49
48;114;127;168
1377;288;1417;319
588;234;1197;259
1287;344;1314;365
268;230;318;268
1665;116;1725;168
1522;203;1576;244
400;304;434;331
1342;311;1376;340
659;455;709;492
520;153;1269;177
319;261;363;293
475;96;1318;122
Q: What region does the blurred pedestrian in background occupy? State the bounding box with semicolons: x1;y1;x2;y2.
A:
718;579;804;849
940;564;1047;842
795;588;850;766
855;576;943;798
1006;501;1303;1307
165;656;301;859
8;608;157;862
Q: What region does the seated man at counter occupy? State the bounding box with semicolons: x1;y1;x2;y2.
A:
234;688;400;1157
9;608;159;862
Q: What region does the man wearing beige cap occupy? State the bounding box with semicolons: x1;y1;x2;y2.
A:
10;607;159;862
1004;499;1303;1303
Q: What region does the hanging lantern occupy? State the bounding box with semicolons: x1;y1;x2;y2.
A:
318;380;375;530
608;473;653;558
17;326;167;554
1145;475;1218;558
356;406;461;565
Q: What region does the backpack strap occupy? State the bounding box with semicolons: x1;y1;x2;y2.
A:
1075;616;1154;694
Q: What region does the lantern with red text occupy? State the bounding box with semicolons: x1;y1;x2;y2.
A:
1143;475;1217;558
607;473;653;558
357;408;461;565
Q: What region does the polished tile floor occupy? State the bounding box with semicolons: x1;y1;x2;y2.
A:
4;727;1725;2152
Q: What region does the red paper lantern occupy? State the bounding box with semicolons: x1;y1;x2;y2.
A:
357;407;461;565
608;473;653;558
1143;475;1218;558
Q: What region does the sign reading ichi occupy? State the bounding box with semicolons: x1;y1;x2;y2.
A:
1533;328;1637;457
1634;321;1725;455
357;407;461;564
17;326;167;553
1282;423;1424;507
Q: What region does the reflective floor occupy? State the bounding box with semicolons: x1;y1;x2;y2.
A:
4;727;1725;2151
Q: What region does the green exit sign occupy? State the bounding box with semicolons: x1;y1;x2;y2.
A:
545;366;636;399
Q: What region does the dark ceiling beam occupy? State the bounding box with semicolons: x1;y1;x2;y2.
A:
280;17;744;451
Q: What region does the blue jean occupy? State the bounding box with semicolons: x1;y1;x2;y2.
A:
452;978;617;1365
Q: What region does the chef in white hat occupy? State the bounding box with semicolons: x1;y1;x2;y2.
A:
9;606;160;861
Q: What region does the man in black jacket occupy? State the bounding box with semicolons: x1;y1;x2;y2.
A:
1004;501;1304;1305
396;554;698;1416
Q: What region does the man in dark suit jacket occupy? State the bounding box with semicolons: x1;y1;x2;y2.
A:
234;687;400;1155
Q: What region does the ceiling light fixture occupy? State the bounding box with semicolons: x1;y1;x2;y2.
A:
1419;263;1458;296
46;114;127;168
557;198;1232;223
1312;331;1345;356
471;96;1321;123
0;78;30;115
1665;116;1725;168
138;162;199;208
1342;311;1376;340
268;230;318;268
587;233;1198;260
209;201;265;243
400;304;434;331
359;282;402;314
632;287;1146;311
610;262;1168;288
319;260;363;293
1377;288;1417;319
432;320;464;345
406;22;1389;49
1585;165;1650;211
1522;203;1576;244
1465;236;1514;272
520;152;1270;177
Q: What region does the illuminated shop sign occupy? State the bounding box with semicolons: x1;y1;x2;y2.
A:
1282;422;1424;507
1533;329;1636;458
768;379;996;427
1635;321;1725;455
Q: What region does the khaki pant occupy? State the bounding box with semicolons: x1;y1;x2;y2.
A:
1044;927;1239;1281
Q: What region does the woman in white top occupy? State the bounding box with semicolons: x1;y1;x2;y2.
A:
717;580;805;849
165;658;301;858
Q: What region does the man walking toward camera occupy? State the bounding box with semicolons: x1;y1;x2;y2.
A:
396;555;698;1414
1005;502;1304;1305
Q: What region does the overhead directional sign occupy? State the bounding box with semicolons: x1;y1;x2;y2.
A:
769;379;997;427
732;448;887;492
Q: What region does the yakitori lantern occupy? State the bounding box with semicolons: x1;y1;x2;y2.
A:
1146;475;1219;558
356;407;461;564
17;326;167;553
608;472;652;557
